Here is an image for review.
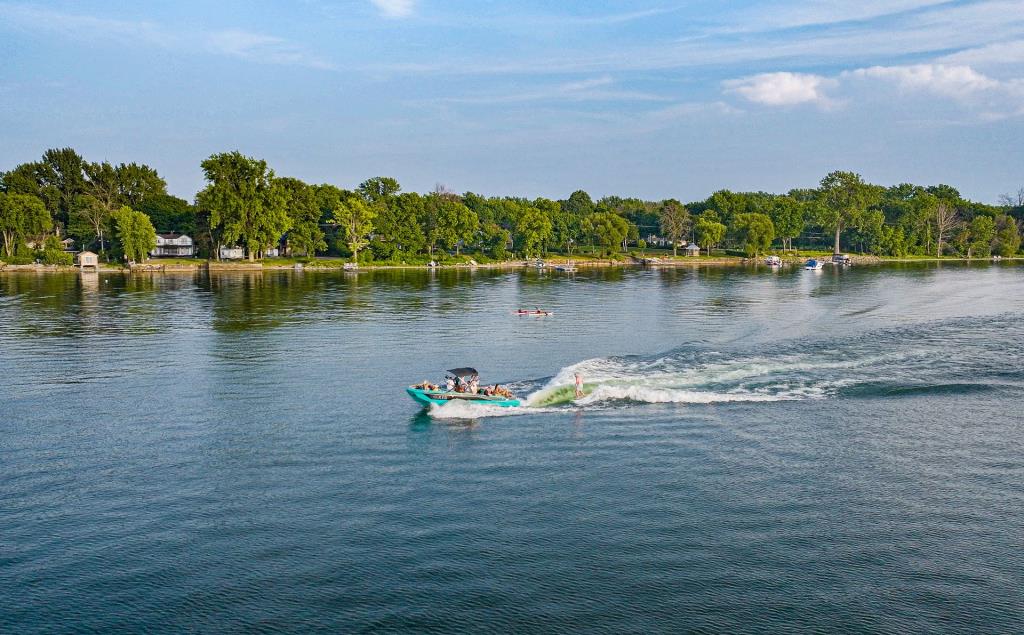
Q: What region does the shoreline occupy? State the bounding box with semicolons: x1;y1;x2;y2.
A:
1;255;1020;274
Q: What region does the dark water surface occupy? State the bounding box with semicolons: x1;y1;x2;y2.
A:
2;263;1023;633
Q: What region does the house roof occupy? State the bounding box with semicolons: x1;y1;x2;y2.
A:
157;232;190;239
685;243;701;250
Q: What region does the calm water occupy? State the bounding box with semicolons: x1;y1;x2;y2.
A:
2;263;1023;633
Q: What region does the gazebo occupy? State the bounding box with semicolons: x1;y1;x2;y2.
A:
685;243;701;257
76;251;99;270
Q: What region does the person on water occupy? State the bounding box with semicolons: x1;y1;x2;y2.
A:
574;373;584;398
445;376;455;391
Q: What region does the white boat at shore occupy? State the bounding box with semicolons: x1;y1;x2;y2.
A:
765;255;782;267
805;259;824;270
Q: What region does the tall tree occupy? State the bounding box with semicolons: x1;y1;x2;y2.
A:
816;171;872;254
278;177;326;257
71;195;113;253
358;177;401;204
732;213;775;257
967;215;994;258
112;206;157;263
116;163;166;207
38;148;87;227
0;193;51;258
932;200;960;257
658;199;690;256
139;194;195;234
333;194;376;262
586;212;630;253
513;204;553;258
993;215;1021;257
196;152;291;261
768;196;804;251
561;190;595;216
694;217;726;256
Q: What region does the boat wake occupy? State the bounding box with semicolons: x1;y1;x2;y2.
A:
429;314;1024;419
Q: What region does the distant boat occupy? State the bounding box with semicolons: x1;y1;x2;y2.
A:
765;255;782;267
554;260;578;272
805;259;824;270
515;309;553;316
343;262;358;271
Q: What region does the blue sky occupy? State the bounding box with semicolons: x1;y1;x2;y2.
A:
1;0;1022;202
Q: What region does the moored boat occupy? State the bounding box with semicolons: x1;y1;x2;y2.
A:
765;255;782;267
805;259;824;270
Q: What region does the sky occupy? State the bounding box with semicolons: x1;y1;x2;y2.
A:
1;0;1022;203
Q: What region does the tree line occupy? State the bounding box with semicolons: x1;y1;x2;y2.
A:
1;147;1022;264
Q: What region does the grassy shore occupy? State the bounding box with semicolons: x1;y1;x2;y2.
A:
1;251;1020;273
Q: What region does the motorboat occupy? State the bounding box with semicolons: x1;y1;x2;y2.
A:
805;259;825;270
406;367;521;408
765;255;782;266
554;260;578;272
831;254;852;266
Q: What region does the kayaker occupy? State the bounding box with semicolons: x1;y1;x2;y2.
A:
574;373;584;398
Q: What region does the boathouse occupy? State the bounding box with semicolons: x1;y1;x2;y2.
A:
685;243;701;256
76;251;99;270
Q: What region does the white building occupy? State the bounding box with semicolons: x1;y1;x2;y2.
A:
152;233;194;258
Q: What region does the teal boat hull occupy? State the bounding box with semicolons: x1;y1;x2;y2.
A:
406;387;521;408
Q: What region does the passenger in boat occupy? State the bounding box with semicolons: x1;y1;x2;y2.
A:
445;377;455;391
469;378;479;394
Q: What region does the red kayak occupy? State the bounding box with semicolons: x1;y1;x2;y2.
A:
515;310;553;316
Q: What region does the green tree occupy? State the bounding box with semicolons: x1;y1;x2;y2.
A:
732;213;775;257
196;152;291;260
37;148;88;227
423;194;477;257
658;199;690;256
70;193;117;253
817;171;873;254
358;176;401;204
480;222;511;259
561;190;595;216
967;215;995;258
768;196;804;250
112;206;157;263
38;235;72;265
694;217;727;256
115;162;166;207
0;192;51;258
277;177;326;257
993;215;1021;256
514;204;553;257
333;195;376;262
586;212;630;253
139;194;195;234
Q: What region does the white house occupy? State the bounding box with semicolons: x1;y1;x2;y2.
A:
219;246;245;260
152;233;194;258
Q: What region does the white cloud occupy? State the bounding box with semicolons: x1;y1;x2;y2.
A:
206;29;335;69
722;72;837;106
939;40;1024;69
370;0;415;19
0;3;333;70
845;64;1000;97
426;76;670;105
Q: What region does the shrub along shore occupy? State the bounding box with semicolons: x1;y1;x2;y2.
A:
2;147;1023;269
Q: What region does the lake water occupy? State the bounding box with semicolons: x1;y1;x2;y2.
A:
2;263;1023;633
